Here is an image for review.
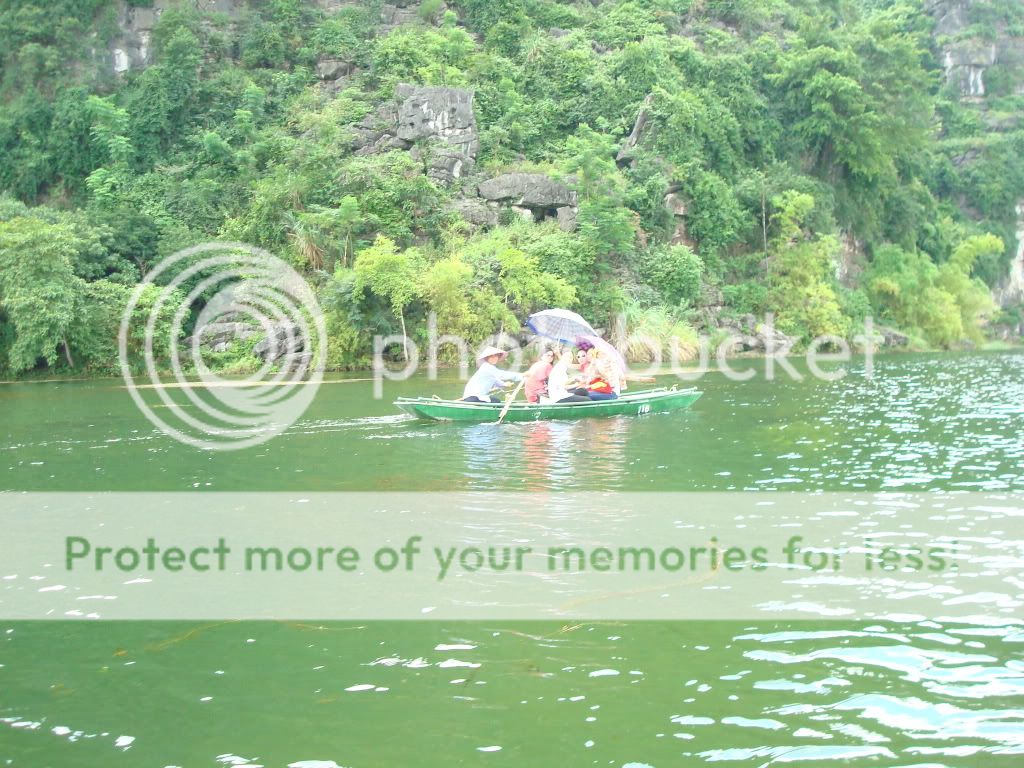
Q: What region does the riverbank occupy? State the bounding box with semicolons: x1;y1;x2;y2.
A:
2;339;1020;386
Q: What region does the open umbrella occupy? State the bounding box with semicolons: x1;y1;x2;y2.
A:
527;309;596;343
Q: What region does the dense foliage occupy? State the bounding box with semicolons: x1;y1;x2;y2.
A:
0;0;1021;375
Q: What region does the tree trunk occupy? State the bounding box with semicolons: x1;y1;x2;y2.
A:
762;184;769;278
399;309;409;362
62;337;75;369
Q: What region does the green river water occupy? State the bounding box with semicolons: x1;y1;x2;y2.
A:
1;351;1022;766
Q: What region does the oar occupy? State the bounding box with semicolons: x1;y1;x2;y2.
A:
625;374;657;383
495;379;526;424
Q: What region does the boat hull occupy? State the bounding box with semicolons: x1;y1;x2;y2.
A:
395;388;701;423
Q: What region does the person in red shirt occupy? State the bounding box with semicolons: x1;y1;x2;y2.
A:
584;349;621;400
524;347;556;403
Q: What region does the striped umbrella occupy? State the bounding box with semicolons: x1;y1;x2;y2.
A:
526;309;597;343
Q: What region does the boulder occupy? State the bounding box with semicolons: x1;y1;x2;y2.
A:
447;198;499;228
928;0;969;38
510;206;536;222
396;85;478;155
664;191;687;217
411;142;473;184
316;57;353;81
617;94;654;165
477;173;575;208
254;323;305;363
280;351;314;373
836;230;866;288
193;322;257;347
317;0;364;11
556;205;577;232
381;2;433;30
694;285;725;331
877;326;910;347
928;0;1024;99
753;321;796;353
351;103;400;152
110;0;163;74
718;315;796;353
475;173;579;229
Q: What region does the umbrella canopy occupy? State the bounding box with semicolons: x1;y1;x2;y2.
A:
577;334;627;374
527;309;596;343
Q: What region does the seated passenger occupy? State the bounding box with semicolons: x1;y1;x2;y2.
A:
541;348;590;404
524;347;555;404
462;346;522;403
575;342;593;379
586;349;621;401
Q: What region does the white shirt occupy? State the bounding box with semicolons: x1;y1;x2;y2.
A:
541;361;574;403
462;362;522;400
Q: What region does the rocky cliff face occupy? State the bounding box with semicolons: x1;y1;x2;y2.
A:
108;0;446;75
351;84;479;184
477;173;578;230
929;0;1024;99
110;0;246;74
994;202;1024;307
351;85;580;228
928;1;1024;308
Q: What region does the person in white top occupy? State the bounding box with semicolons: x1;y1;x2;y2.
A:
540;348;590;404
462;346;523;402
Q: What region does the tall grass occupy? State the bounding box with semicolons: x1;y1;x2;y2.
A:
618;303;699;363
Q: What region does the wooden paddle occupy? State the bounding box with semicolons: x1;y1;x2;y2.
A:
495;379;526;424
625;374;657;383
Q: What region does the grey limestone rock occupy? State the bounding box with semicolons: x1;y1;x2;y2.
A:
476;173;576;208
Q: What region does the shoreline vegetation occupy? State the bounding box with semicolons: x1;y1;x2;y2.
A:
1;1;1023;382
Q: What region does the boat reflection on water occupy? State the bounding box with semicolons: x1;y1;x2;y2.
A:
460;416;631;492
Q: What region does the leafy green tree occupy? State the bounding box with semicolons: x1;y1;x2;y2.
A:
0;218;84;371
459;227;577;327
353;236;424;359
590;1;665;47
936;234;1001;344
684;171;747;261
420;255;475;337
313;7;378;67
454;0;526;33
371;25;472;92
767;191;848;341
564;124;636;257
131;26;203;159
864;235;999;348
0;0;1020;375
639;245;704;306
85;95;133;205
283;198;362;272
335;195;362;268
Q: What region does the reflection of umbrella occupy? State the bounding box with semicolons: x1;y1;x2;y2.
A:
527;309;596;343
578;334;626;374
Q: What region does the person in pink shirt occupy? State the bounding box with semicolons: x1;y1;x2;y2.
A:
523;347;556;403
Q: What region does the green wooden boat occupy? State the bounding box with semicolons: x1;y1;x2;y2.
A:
395;387;701;423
